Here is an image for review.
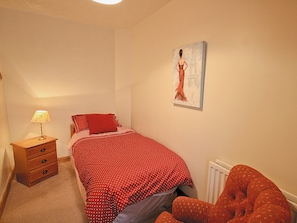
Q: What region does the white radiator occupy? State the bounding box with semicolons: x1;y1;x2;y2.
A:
207;159;297;223
206;160;231;204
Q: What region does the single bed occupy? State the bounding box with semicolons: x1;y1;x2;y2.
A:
67;114;193;223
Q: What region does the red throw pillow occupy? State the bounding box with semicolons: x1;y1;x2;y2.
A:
72;113;121;133
108;113;122;127
72;114;89;132
87;114;118;134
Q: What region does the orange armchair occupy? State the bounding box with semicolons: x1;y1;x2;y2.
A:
155;164;291;223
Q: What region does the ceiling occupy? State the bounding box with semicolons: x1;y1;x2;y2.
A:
0;0;172;29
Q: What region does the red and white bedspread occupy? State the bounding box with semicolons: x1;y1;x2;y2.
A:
68;127;193;223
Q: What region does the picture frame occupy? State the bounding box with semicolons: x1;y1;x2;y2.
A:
172;41;207;109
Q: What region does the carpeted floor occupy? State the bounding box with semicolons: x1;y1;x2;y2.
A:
0;161;89;223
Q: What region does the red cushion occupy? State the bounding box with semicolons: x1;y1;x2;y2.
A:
72;113;121;132
87;114;118;134
72;114;89;132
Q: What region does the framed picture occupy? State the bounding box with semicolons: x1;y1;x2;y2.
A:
172;41;207;109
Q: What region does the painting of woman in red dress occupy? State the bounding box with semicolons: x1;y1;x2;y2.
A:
174;49;188;101
172;41;207;109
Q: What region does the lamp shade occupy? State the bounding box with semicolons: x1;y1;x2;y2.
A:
31;110;50;123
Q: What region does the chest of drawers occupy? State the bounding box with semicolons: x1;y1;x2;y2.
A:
11;136;58;187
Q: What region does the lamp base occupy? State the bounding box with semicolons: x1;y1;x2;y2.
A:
38;135;47;140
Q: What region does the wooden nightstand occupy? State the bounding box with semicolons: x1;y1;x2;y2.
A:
11;136;58;187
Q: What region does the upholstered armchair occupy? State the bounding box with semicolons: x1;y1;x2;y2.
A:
155;164;291;223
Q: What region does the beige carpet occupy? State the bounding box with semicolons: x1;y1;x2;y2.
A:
0;161;89;223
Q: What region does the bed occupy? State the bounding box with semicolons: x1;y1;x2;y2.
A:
67;113;193;223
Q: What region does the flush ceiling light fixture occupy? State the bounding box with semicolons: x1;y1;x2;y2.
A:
92;0;122;5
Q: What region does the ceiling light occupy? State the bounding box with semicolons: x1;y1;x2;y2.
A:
92;0;122;5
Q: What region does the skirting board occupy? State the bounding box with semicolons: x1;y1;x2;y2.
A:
0;166;15;218
58;156;70;162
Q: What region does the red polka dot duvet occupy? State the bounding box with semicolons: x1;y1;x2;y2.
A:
68;127;193;223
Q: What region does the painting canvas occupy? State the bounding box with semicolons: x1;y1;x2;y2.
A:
172;41;206;109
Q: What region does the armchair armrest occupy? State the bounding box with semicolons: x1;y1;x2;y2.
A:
172;196;213;223
154;211;183;223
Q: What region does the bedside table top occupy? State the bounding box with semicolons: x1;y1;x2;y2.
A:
11;136;57;148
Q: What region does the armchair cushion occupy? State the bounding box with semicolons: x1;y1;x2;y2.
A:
155;164;291;223
208;165;291;223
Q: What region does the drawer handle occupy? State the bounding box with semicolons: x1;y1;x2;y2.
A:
42;170;48;174
40;148;46;152
41;159;47;164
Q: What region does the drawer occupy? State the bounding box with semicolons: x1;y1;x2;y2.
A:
26;141;56;159
28;151;57;171
30;162;58;183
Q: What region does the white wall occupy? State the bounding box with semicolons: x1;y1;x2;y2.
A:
115;30;131;127
0;69;13;207
1;0;296;204
130;0;297;200
0;8;121;157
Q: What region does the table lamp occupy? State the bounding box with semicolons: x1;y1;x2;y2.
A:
31;110;50;140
